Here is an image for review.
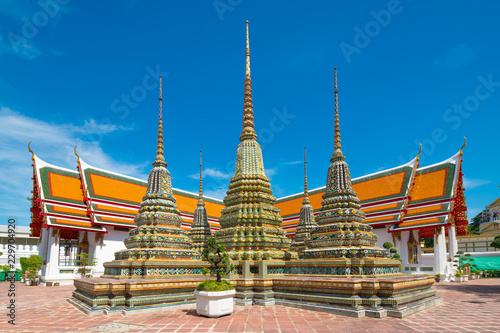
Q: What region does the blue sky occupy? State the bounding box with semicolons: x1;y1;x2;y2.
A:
1;0;499;227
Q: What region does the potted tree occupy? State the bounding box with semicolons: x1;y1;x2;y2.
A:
75;252;97;278
434;273;441;282
25;255;43;286
194;237;235;318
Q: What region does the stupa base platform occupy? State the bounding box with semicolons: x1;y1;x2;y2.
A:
69;271;440;318
69;277;206;315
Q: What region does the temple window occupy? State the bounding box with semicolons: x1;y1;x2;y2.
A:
407;231;419;264
58;239;78;266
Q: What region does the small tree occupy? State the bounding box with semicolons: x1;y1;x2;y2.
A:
468;210;487;235
490;235;500;250
197;237;235;291
453;251;477;274
20;257;29;274
75;253;97;278
26;255;43;284
383;242;402;261
201;237;235;283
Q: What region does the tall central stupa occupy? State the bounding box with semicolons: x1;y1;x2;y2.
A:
215;21;296;261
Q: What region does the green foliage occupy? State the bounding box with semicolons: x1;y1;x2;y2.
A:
453;252;477;274
383;242;393;250
20;257;29;273
200;237;235;284
196;280;234;292
27;255;43;271
422;237;434;248
75;253;97;278
25;255;43;283
490;235;500;250
435;273;441;278
383;242;402;262
468;209;487;235
1;265;10;271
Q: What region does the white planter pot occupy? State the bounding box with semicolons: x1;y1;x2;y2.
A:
194;289;235;318
26;280;31;286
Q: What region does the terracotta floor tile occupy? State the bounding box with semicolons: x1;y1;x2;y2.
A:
3;279;500;332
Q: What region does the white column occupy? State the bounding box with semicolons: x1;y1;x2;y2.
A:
448;225;458;260
433;226;446;275
44;233;60;282
399;231;409;265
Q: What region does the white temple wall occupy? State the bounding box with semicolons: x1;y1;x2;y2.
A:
0;225;39;270
373;226;392;249
93;228;129;276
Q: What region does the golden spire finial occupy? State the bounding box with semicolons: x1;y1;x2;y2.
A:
304;147;309;197
334;67;341;151
28;141;35;162
460;136;467;156
199;150;203;201
154;76;166;165
246;20;250;76
416;143;422;162
74;145;80;163
240;20;257;142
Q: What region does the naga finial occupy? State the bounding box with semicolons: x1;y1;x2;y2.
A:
74;145;80;163
416;143;422;162
28;141;35;162
460;136;467;156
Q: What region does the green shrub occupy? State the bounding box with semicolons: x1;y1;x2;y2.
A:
383;242;393;250
200;237;235;283
20;257;29;273
27;255;42;271
196;280;234;292
1;265;10;272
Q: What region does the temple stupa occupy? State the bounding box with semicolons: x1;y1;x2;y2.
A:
214;21;296;261
302;68;387;264
290;148;317;253
188;151;213;252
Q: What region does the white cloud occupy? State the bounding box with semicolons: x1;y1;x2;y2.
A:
0;107;147;225
463;177;490;190
204;187;227;200
0;34;40;59
69;118;131;135
467;207;483;220
285;161;302;165
189;167;232;180
265;168;277;178
434;43;475;70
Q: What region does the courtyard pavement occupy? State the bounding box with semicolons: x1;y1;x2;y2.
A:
1;278;499;333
